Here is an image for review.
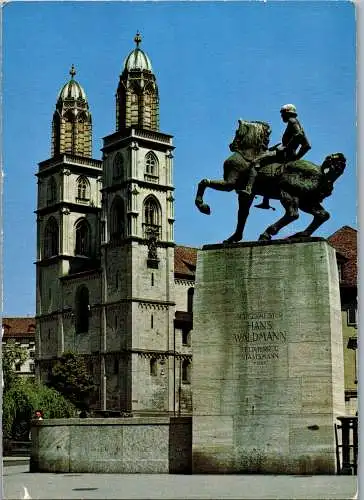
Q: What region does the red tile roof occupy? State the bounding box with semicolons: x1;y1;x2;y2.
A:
328;226;357;287
2;317;36;338
174;246;198;278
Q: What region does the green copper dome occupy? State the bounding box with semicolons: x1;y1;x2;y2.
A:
123;32;153;72
57;65;87;101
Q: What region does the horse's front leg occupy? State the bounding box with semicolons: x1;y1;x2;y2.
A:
224;192;254;243
195;179;235;215
195;178;211;214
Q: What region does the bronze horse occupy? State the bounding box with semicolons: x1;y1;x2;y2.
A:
195;119;346;242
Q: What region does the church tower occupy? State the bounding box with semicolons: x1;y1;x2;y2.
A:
116;32;159;132
35;67;102;379
51;65;93;157
101;33;176;412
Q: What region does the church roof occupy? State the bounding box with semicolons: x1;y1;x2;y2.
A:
123;32;153;72
174;246;198;278
57;65;87;101
328;225;357;287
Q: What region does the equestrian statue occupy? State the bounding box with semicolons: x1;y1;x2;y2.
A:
194;104;346;243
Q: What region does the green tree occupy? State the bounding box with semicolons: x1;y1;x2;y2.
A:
48;351;95;410
3;377;78;439
2;340;28;391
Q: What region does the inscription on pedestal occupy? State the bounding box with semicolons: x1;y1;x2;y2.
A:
233;311;287;365
241;345;279;361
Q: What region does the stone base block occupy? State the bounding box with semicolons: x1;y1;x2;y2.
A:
30;416;192;474
192;239;345;474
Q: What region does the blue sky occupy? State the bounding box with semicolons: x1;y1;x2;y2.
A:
3;1;356;316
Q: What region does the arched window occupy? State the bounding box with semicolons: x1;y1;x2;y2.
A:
75;285;89;334
128;90;139;127
65;109;76;123
150;358;158;377
143;196;161;238
47;177;57;204
44;217;59;258
78;111;88;123
182;329;191;347
145;152;159;179
143;92;152;129
100;220;106;243
110;196;125;242
182;360;191;384
76;176;90;201
75;219;91;256
113;153;124;180
113;356;119;375
187;287;194;313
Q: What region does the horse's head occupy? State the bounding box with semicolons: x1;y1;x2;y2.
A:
321;153;346;182
229;119;271;156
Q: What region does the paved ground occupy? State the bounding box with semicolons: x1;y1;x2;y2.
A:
2;464;358;500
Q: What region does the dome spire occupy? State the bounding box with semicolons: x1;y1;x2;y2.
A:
117;34;159;132
123;33;153;73
134;31;142;48
52;65;92;157
69;64;76;80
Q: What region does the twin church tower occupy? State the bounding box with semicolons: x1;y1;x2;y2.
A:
35;34;193;413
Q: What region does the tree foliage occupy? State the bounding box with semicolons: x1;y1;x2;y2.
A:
2;342;79;440
48;351;95;410
2;340;28;391
2;377;77;439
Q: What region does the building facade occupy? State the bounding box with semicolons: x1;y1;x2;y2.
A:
2;318;36;376
327;226;358;415
34;35;357;415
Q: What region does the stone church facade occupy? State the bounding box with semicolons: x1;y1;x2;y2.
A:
35;34;195;414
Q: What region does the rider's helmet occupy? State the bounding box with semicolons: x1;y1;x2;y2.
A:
280;104;297;116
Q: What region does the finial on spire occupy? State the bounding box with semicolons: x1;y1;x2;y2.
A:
69;64;76;79
134;31;142;48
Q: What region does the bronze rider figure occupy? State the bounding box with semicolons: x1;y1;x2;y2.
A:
240;104;311;209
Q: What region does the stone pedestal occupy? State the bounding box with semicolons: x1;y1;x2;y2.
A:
192;238;345;474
